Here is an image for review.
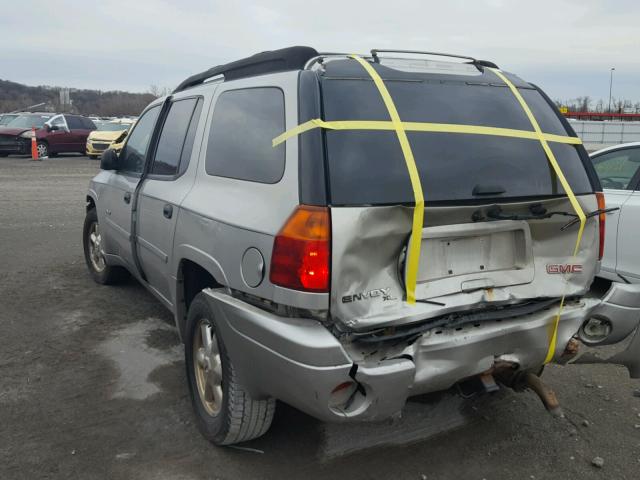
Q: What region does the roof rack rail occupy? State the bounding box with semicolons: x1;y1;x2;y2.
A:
304;52;370;70
371;49;476;63
370;49;499;69
173;46;319;93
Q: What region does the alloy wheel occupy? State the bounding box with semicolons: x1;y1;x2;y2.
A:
87;222;106;272
193;319;223;415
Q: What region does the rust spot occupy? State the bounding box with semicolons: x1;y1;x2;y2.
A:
485;288;494;301
562;338;580;357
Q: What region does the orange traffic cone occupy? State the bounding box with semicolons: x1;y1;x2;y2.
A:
30;127;39;161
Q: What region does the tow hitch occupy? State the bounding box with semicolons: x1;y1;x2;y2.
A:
478;362;564;417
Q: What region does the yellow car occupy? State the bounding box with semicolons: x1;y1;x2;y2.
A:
86;120;133;159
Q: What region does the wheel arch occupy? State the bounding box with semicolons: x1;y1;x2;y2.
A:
174;248;227;340
86;192;97;212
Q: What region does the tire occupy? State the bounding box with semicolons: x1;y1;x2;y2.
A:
185;292;275;445
0;153;8;157
36;141;48;158
82;208;128;284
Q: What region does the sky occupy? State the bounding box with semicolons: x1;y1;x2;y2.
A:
2;0;639;103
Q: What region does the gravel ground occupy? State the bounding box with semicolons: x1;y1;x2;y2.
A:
1;155;639;480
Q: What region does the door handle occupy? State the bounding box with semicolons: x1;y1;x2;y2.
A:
163;204;173;219
124;192;131;204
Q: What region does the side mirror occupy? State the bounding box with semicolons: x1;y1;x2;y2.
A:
50;124;60;131
45;124;52;132
100;148;120;170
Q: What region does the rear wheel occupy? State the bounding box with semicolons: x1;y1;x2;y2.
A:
83;208;127;284
185;292;275;445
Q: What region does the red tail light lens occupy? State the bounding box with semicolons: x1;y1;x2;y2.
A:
270;206;330;293
596;192;606;261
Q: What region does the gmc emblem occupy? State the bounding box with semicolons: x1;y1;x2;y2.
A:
546;264;583;274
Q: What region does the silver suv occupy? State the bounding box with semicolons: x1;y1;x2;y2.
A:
83;46;640;445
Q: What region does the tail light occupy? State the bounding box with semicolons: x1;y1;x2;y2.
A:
596;192;606;260
270;205;330;292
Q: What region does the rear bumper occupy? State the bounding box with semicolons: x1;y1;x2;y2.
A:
204;282;640;423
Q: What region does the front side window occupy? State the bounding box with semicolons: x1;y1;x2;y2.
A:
591;148;640;190
205;88;285;183
50;116;67;129
119;105;161;174
151;97;202;176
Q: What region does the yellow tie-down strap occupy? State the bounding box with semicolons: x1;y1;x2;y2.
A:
272;57;586;362
489;68;586;363
272;118;583;148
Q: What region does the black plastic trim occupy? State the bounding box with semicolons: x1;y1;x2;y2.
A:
297;70;327;205
174;46;318;93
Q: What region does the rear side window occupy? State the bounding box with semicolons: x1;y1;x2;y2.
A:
119;105;161;174
205;88;285;183
151;97;202;176
83;117;96;129
320;77;593;205
591;148;640;190
66;116;84;129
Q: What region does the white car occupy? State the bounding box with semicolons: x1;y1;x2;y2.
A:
590;142;640;283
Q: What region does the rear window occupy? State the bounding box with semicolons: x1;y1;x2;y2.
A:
320;77;593;205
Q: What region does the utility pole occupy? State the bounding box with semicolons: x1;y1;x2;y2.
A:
608;67;615;115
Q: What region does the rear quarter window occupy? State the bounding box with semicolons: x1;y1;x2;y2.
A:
205;87;285;184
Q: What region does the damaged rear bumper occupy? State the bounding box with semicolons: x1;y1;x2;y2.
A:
203;282;640;423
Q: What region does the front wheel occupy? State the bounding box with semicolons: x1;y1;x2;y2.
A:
36;141;48;158
185;292;275;445
82;208;127;284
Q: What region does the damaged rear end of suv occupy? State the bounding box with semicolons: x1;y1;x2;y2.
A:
205;50;640;432
85;46;640;445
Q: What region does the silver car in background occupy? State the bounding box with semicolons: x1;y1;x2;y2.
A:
590;142;640;283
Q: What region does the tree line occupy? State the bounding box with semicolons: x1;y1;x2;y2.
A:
0;79;161;117
554;96;640;113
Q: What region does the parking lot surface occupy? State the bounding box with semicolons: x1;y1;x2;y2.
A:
1;155;639;480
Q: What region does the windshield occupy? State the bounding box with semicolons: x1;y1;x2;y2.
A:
320;76;593;205
97;123;130;132
0;114;18;126
6;114;51;129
